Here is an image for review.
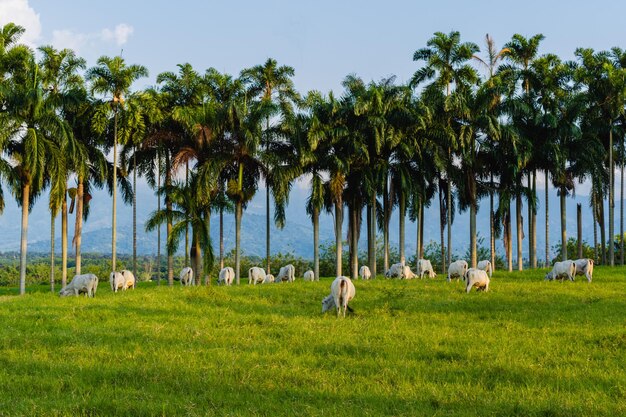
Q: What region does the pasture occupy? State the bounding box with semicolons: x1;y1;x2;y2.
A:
0;268;625;416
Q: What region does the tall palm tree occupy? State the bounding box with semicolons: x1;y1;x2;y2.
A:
503;33;545;270
412;31;479;267
38;45;86;288
241;58;299;276
86;55;148;273
2;52;65;294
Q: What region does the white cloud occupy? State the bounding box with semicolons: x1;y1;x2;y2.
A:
101;23;134;46
50;23;134;54
0;0;41;46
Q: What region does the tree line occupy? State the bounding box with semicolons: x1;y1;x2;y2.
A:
1;23;625;294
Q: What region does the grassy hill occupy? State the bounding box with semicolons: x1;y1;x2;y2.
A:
0;269;624;416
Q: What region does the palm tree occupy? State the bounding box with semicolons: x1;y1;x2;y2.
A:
473;34;509;270
86;55;148;273
241;58;299;276
38;45;86;288
2;52;65;294
503;33;545;270
412;31;479;267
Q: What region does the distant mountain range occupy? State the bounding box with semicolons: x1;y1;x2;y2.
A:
0;178;613;260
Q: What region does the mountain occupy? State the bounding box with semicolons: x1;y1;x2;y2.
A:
0;177;616;260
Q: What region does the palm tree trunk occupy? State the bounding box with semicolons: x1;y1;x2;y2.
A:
419;200;425;259
75;179;84;275
185;162;189;268
447;168;452;267
532;171;537;268
235;201;242;285
350;203;358;280
112;109;118;273
592;188;598;264
133;150;137;279
577;204;583;258
313;206;319;281
609;126;614;266
335;201;343;277
369;193;376;278
416;197;421;263
439;185;446;274
62;196;68;288
470;201;477;268
560;186;567;261
545;171;550;267
619;151;624;266
490;178;495;271
156;156;161;285
219;206;224;270
506;205;512;272
600;195;607;265
383;176;389;271
190;233;197;285
367;202;372;269
50;213;55;292
204;214;210;285
528;175;532;268
166;168;174;286
399;191;405;264
19;183;30;295
266;184;271;275
516;194;523;271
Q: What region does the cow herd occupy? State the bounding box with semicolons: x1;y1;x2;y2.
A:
56;256;596;318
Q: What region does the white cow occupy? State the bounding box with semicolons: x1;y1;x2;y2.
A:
59;274;99;298
385;263;404;279
264;274;275;284
464;268;490;293
402;265;417;279
321;276;356;318
218;267;235;286
359;265;372;280
276;264;296;283
248;267;266;285
121;270;135;290
545;260;576;282
447;260;469;282
477;260;492;278
417;259;436;279
303;270;315;281
180;267;194;286
573;258;594;282
109;271;125;293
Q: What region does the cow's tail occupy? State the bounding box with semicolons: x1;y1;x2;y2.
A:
339;279;348;311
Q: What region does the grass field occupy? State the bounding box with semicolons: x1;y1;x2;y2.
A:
0;267;625;416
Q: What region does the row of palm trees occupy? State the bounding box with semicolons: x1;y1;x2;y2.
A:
2;23;626;294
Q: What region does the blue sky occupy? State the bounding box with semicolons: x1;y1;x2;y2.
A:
0;0;623;256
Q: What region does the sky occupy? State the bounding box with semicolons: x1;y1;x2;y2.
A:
1;0;624;256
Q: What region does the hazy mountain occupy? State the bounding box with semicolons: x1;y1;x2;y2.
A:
0;178;613;260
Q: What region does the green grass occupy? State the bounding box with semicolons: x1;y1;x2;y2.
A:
0;268;625;416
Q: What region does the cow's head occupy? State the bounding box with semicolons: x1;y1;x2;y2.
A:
321;294;335;313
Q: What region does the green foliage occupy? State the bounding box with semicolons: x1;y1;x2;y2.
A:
0;268;625;415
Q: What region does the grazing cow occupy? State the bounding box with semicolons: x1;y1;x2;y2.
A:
276;264;296;283
264;274;275;284
248;267;266;285
545;260;576;282
109;272;125;293
359;265;372;280
59;274;99;298
402;265;417;279
303;270;315;281
121;270;135;290
385;263;404;279
321;276;356;318
573;258;594;282
477;260;492;278
447;260;469;282
180;267;194;286
417;259;436;279
218;267;235;286
464;268;490;293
